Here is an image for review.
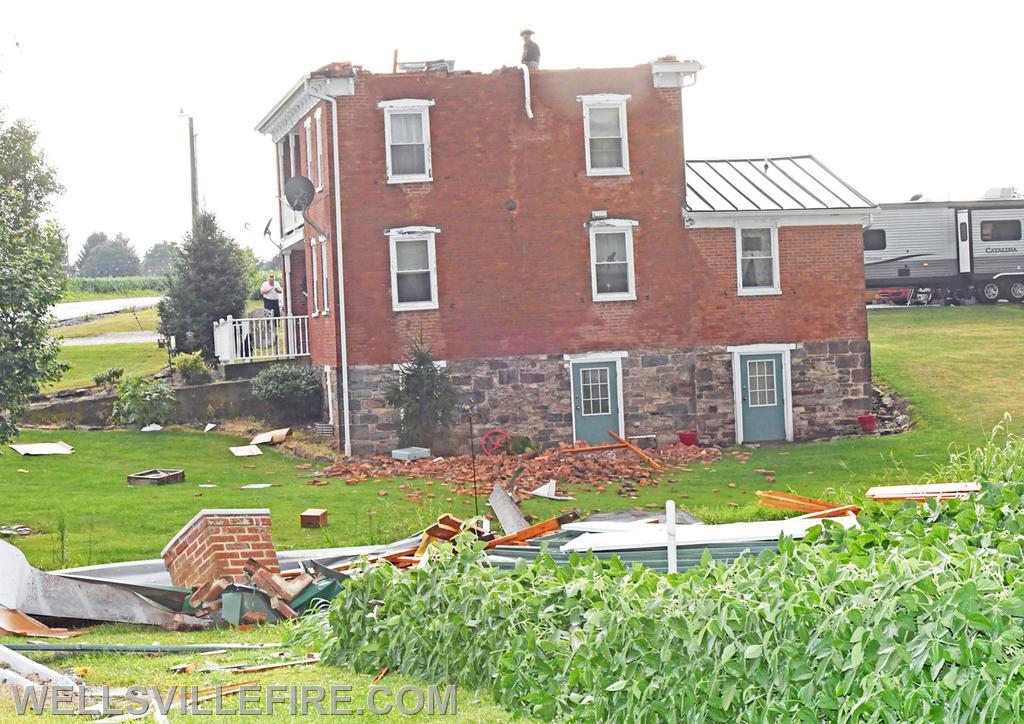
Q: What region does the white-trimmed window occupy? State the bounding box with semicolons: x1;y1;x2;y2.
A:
736;227;781;296
319;237;330;314
589;219;637;302
387;226;439;311
314;108;324;190
303;118;313;182
378;99;434;184
578;94;630;176
309;237;320;315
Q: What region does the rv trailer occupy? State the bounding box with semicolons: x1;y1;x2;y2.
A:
864;192;1024;303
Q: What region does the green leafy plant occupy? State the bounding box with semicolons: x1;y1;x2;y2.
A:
93;366;124;389
173;351;212;385
251;364;322;420
506;435;535;455
295;427;1024;722
111;377;175;427
383;340;457;451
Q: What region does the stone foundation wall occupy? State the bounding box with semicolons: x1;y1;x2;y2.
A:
341;339;871;455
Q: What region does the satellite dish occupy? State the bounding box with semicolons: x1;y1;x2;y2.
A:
284;176;315;211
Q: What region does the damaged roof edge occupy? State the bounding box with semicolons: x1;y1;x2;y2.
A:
255;63;357;138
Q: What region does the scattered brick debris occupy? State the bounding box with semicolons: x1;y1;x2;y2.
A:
321;442;722;495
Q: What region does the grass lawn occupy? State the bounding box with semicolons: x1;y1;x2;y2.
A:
54;307;159;338
44;343;168;393
0;625;511;721
7;304;1023;570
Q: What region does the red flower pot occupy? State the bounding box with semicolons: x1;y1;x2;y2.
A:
858;414;877;433
677;431;698;446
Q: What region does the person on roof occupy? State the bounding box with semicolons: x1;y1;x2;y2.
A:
521;30;540;69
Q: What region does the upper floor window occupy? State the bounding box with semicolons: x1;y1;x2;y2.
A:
387;226;440;311
737;227;781;296
863;229;886;251
981;219;1021;242
378;99;434;184
589;219;638;302
578;94;631;176
303;118;313;182
314;107;324;190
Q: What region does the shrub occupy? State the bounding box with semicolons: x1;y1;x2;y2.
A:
296;427;1024;722
251;364;322;419
93;367;124;388
173;351;212;385
506;435;535;455
112;377;175;427
383;340;457;450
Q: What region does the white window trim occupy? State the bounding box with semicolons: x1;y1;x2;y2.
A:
387;226;440;312
303;118;313;182
378;99;435;185
588;220;638;302
309;237;320;316
578;93;631;177
288;132;299;177
727;343;796;444
319;236;329;315
736;225;782;297
314;108;324;191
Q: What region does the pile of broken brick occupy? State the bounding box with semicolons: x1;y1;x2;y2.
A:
321;439;723;495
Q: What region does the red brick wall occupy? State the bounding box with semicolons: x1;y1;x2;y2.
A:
161;510;278;588
293;65;866;368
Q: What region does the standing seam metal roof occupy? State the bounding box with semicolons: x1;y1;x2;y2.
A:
684;155;874;213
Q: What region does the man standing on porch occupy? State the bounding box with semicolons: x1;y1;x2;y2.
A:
260;273;283;317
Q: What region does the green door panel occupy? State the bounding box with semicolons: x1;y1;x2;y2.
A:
739;352;786;442
572;361;619;444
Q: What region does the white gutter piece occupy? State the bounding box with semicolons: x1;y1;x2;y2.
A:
305;81;353;456
560;514;858;553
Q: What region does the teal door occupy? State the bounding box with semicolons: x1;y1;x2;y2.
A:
572;361;620;444
739;353;786;442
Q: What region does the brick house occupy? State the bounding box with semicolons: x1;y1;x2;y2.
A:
253;58;874;455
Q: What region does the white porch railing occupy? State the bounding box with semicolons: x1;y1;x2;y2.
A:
281;199;303;236
213;314;310;364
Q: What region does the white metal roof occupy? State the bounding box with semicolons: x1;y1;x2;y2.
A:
685;155;873;213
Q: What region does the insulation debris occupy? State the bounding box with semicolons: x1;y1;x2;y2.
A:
250;428;290;446
229;445;263;457
8;441;74;455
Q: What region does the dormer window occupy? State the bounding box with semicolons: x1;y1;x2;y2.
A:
378;99;434;184
578;94;631;176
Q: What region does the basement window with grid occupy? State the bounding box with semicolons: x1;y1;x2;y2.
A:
578;94;631;176
388;226;440;311
589;220;638;302
736;226;781;296
378;99;434;184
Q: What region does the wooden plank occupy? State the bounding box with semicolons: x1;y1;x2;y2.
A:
608;431;661;469
794;505;860;519
755;489;838;512
866;482;981;500
484;511;580;549
561;443;629;455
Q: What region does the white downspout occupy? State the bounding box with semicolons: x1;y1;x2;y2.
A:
520;64;534;119
306;81;353;456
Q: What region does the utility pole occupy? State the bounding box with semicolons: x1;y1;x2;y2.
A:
179;109;199;231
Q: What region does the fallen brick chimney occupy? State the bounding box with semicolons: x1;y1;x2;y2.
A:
161;509;278;588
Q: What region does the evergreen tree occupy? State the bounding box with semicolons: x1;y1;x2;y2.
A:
158;211;248;356
384;340;458;451
0;113;68;441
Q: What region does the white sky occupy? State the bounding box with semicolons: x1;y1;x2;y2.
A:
3;0;1022;258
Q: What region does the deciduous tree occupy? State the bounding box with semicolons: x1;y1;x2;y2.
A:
0;114;68;441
